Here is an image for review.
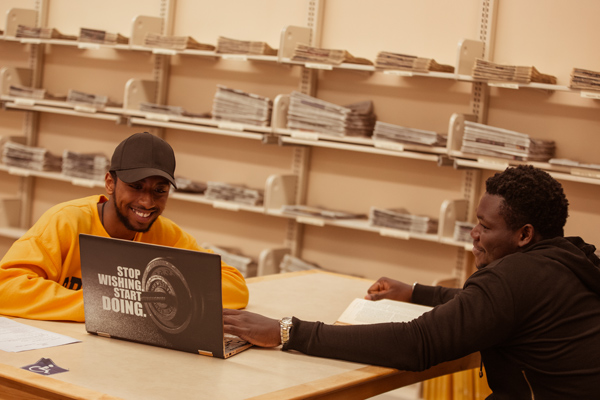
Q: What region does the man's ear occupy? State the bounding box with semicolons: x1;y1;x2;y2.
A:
517;224;535;247
105;172;115;195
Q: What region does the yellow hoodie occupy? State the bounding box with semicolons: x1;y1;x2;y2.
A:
0;195;249;321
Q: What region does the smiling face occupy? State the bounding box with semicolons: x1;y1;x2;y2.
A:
104;174;170;240
470;193;524;269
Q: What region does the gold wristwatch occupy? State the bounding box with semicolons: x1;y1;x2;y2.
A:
279;317;293;345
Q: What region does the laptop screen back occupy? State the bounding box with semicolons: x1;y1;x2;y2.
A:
79;234;227;357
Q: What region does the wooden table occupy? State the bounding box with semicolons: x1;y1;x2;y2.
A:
0;270;479;400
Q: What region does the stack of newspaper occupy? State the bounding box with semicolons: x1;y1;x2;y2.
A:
373;121;447;147
174;177;207;194
8;85;46;100
461;121;555;162
79;28;128;45
472;59;557;84
549;158;600;172
569;68;600;91
215;36;277;55
201;243;257;277
454;221;475;243
287;92;376;137
140;102;184;117
281;204;366;220
143;33;215;51
369;207;439;234
67;90;121;108
291;44;372;66
2;142;62;172
344;100;377;137
211;85;273;127
62;150;109;181
279;254;323;273
139;102;210;119
375;51;454;73
16;25;77;40
8;85;66;102
204;182;264;206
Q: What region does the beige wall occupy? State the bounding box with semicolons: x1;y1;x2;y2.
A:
0;0;598;284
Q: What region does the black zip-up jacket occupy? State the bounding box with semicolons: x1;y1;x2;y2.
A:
285;237;600;399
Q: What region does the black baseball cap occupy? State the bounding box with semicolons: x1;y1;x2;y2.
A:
110;132;177;188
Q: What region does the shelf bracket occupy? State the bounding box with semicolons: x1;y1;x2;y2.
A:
452;0;498;282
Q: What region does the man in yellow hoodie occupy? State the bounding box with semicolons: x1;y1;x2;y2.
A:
0;132;248;321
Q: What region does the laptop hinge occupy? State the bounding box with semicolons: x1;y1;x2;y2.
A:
198;350;214;357
97;332;111;338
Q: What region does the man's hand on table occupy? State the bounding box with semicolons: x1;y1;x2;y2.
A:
223;309;281;347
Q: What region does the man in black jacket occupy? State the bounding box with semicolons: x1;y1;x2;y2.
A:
224;165;600;399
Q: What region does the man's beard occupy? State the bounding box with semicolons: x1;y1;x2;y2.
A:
112;195;157;233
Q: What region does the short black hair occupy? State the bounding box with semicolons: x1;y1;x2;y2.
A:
485;165;569;239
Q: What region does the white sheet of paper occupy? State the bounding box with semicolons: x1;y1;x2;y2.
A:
0;317;81;352
337;298;432;325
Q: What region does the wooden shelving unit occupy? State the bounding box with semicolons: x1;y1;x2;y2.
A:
1;0;598;283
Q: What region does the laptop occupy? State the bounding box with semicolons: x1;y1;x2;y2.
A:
79;233;252;358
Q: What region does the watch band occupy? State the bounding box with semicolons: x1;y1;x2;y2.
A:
279;317;293;346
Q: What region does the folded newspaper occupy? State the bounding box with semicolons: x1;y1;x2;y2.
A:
281;205;366;220
144;33;215;51
472;59;557;84
291;44;373;66
3;141;62;172
287;92;376;137
204;181;264;206
375;51;454;73
212;85;272;127
216;36;277;55
67;90;122;108
374;121;447;147
16;25;77;40
61;150;109;181
569;67;600;92
201;243;257;278
79;28;128;45
461;120;555;162
369;207;439;234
